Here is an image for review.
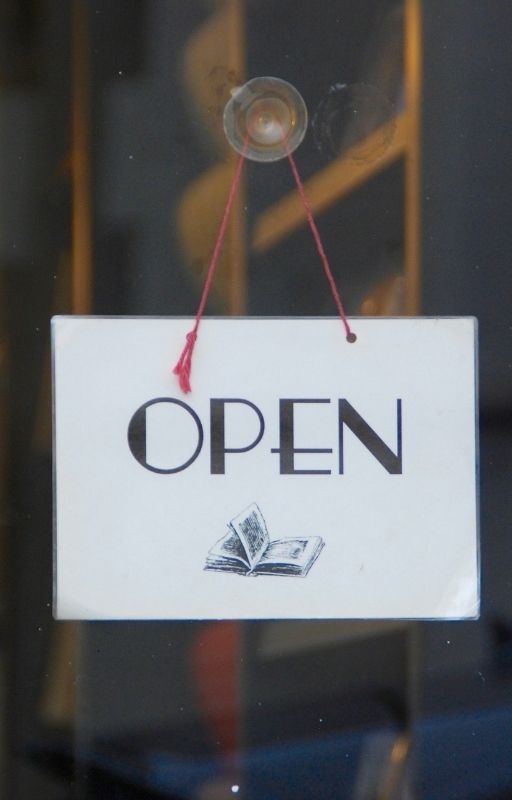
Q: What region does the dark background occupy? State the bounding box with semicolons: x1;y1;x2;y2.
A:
1;1;511;798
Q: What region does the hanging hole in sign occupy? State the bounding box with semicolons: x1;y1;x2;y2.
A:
346;332;357;343
223;76;308;162
312;82;396;164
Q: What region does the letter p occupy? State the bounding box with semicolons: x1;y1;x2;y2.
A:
210;399;265;474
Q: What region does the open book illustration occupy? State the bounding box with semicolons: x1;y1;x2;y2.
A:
204;503;324;577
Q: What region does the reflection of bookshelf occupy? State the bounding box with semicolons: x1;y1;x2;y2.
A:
252;114;408;252
38;0;93;730
178;0;422;318
250;1;421;317
40;0;422;759
0;2;440;797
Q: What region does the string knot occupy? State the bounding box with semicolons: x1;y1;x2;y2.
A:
172;143;249;394
173;329;198;394
172;124;354;394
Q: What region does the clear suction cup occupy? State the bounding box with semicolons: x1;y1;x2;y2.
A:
223;76;308;162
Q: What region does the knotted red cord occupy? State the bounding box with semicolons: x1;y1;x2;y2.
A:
173;130;355;394
173;145;248;393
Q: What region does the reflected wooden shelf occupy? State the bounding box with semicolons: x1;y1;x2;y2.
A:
252;112;407;254
252;113;407;253
250;0;422;316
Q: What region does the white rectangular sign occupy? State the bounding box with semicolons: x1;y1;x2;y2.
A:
52;317;479;620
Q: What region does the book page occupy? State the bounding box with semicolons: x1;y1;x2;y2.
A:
228;503;270;568
259;537;323;568
207;531;249;565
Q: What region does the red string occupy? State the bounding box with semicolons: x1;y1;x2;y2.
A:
283;145;355;342
173;146;248;393
174;130;355;394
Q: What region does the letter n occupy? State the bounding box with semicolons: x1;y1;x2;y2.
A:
338;399;402;474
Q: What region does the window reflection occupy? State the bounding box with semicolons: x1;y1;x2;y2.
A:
2;2;511;799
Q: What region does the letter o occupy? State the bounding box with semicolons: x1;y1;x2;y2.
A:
127;397;203;474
